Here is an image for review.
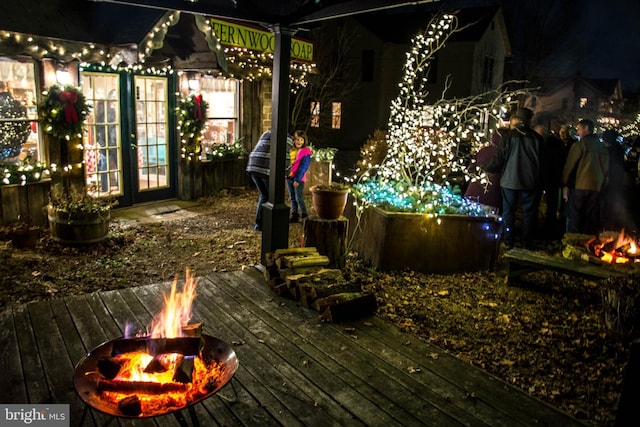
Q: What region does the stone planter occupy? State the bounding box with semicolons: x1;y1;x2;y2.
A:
47;205;110;244
310;185;349;220
345;198;503;274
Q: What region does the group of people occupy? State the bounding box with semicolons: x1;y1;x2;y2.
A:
245;129;313;231
467;106;631;249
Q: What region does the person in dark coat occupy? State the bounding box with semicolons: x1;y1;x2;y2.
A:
561;119;609;234
464;127;507;213
246;130;292;231
600;128;628;230
534;121;567;239
483;107;544;249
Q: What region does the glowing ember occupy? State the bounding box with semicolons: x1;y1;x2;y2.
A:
586;230;640;264
100;351;223;415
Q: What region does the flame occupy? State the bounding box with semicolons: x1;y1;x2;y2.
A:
149;267;198;338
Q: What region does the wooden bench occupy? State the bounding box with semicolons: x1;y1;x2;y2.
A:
503;247;630;284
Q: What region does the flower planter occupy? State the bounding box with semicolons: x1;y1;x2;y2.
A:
47;205;110;244
202;157;249;196
345;198;503;274
310;185;349;220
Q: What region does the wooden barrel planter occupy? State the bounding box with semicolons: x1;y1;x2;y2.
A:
47;205;110;244
345;197;503;274
310;185;349;220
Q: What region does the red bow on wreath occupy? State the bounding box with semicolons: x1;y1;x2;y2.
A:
193;94;203;121
59;91;79;124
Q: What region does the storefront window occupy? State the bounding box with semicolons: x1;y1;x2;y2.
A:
179;73;239;157
0;57;39;165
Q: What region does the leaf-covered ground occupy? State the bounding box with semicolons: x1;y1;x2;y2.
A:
0;188;627;425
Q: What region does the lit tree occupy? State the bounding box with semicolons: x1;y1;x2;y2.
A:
353;12;532;215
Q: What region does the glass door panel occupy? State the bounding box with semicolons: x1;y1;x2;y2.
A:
135;76;169;191
81;72;122;197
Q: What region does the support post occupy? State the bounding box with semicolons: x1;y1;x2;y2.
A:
261;24;296;265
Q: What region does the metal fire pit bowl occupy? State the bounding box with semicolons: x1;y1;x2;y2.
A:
73;334;238;418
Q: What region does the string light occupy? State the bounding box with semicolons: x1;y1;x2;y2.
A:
353;12;533;216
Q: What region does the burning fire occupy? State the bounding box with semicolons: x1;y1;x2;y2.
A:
586;230;639;264
95;268;224;416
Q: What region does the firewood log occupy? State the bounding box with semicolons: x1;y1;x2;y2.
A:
263;264;280;281
283;255;330;268
312;292;366;312
98;357;122;380
285;268;344;287
319;293;378;323
98;379;189;394
298;279;363;301
118;395;142;416
278;266;326;279
110;337;201;357
273;247;319;257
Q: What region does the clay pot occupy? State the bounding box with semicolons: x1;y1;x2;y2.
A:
310;185;349;220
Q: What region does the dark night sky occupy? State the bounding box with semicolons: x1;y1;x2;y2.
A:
499;0;640;93
567;0;640;92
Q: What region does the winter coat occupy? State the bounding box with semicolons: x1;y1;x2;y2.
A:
561;134;609;191
246;131;292;176
482;124;544;191
288;146;313;183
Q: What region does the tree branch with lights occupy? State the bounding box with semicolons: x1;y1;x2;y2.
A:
352;12;533;215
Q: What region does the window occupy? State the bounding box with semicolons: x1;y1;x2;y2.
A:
179;73;239;158
0;58;39;165
82;72;123;196
580;97;588;108
331;102;341;129
310;101;320;128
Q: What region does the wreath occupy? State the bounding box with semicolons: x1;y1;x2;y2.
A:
177;94;208;157
39;84;90;140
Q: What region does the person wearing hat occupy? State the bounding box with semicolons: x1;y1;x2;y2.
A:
561;119;609;234
482;107;544;249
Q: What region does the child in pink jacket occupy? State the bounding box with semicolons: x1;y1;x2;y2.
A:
286;130;313;222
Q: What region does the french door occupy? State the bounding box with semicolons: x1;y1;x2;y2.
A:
82;72;175;206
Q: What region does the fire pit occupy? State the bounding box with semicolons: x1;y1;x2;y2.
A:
73;269;238;418
74;334;237;418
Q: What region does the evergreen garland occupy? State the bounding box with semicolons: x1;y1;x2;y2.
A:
177;94;208;159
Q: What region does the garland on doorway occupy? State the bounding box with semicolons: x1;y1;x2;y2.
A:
176;93;208;161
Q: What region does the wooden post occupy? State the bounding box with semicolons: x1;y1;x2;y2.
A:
303;216;348;268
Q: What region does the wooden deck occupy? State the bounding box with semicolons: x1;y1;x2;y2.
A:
0;268;586;426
